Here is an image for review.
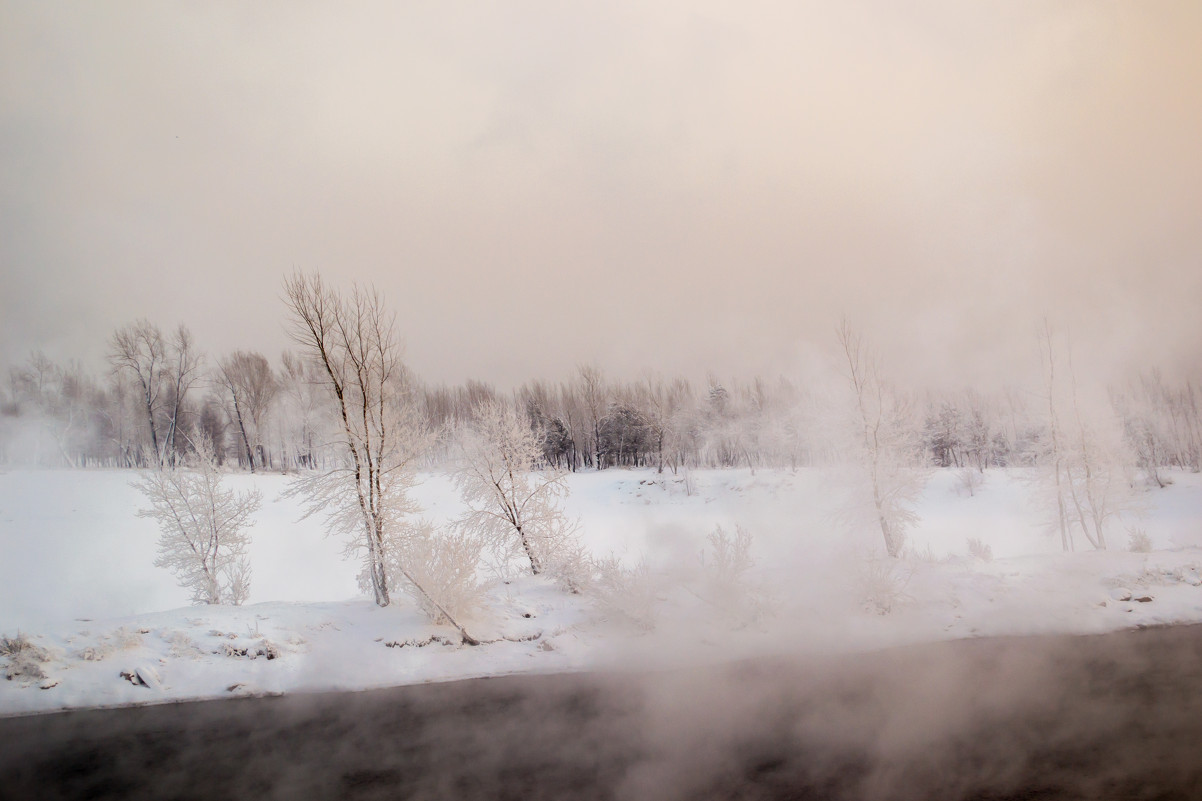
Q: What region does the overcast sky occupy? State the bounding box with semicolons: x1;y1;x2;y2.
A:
2;1;1200;389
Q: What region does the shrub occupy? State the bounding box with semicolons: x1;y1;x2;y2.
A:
1127;528;1153;553
967;537;993;562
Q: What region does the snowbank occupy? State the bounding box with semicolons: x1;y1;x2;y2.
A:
2;467;1201;717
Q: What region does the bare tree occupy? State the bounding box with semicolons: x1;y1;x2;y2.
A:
282;272;477;643
1038;322;1136;551
836;319;926;558
577;364;607;470
215;351;278;472
135;438;259;605
162;325;203;465
277;350;332;471
109;320;166;464
107;321;202;466
558;382;584;471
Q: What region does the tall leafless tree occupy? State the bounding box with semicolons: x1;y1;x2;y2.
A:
837;319;925;558
216;351;278;472
282;272;477;643
109;320;167;465
162;325;203;465
1038;322;1137;552
577;364;607;470
1039;320;1074;551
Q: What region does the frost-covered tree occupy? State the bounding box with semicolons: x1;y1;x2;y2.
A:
1037;322;1137;551
1113;371;1202;483
639;375;684;474
453;400;581;585
924;401;964;468
597;402;652;468
135;439;259;605
6;352;106;467
524;399;573;469
701;379;759;470
836;319;927;558
283;272;478;643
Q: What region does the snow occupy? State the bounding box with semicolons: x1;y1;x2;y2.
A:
2;466;1202;717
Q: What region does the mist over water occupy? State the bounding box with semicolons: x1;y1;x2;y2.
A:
3;625;1201;800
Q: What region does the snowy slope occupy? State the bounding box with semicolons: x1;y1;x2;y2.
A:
2;466;1201;717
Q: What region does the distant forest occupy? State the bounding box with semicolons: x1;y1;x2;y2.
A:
2;316;1199;480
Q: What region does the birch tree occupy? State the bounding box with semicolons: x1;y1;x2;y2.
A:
282;272;478;643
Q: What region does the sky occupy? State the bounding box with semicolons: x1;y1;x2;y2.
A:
2;1;1200;390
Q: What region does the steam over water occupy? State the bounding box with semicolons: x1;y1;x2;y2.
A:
3;624;1201;800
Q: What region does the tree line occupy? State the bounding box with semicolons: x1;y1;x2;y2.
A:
1;321;1199;483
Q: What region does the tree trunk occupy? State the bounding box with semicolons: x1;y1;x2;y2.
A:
515;524;543;575
143;394;159;465
232;394;256;473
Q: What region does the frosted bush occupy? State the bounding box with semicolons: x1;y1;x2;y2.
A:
591;556;660;631
166;632;203;659
590;524;774;631
2;633;51;682
384;520;486;625
1127;528;1153;553
967;537;993;562
699;525;773;628
0;633;43;659
108;627;144;650
859;555;914;615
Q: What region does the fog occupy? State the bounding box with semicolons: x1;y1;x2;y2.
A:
3;2;1201;389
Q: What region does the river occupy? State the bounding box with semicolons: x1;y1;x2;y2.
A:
2;624;1200;800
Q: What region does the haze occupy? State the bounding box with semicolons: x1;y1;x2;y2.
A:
2;1;1200;388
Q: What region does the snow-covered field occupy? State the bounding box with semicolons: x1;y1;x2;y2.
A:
2;466;1202;717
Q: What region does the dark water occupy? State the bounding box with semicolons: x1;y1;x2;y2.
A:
2;624;1201;800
